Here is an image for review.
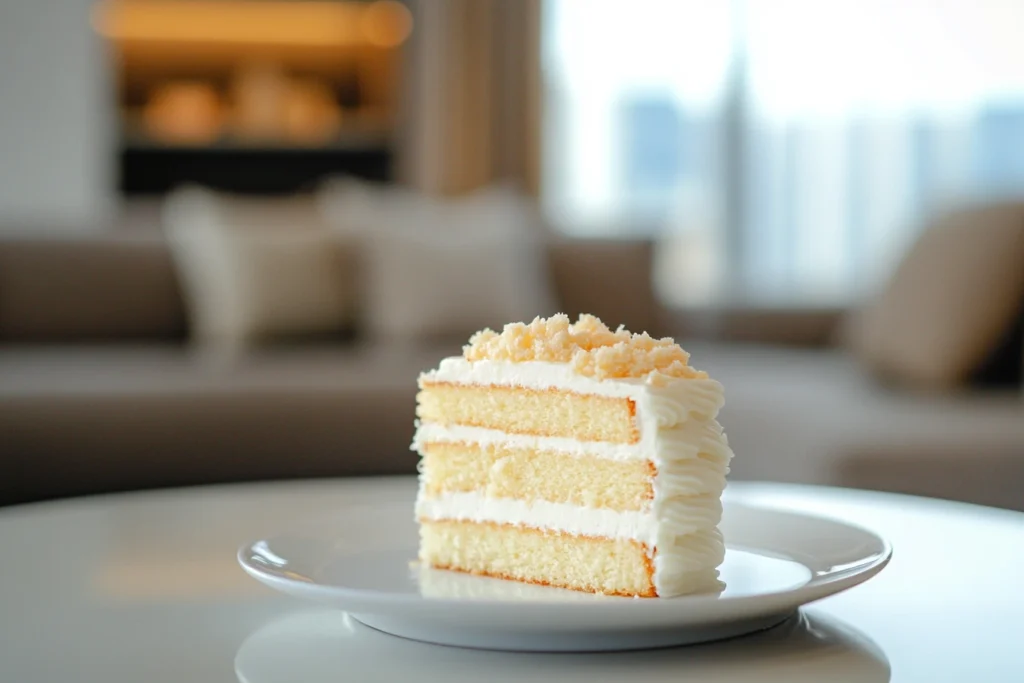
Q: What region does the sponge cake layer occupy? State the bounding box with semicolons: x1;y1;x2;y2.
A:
420;441;655;511
416;382;638;443
419;518;657;597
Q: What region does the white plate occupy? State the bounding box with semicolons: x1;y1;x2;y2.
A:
238;494;891;652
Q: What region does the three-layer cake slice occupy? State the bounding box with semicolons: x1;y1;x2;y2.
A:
412;314;733;597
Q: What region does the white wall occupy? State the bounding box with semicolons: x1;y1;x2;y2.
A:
0;0;116;228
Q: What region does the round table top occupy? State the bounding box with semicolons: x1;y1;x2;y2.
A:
1;477;1022;683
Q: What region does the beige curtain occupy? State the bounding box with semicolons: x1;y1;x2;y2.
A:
397;0;541;197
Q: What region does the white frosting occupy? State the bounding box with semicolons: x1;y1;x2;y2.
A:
412;420;731;468
414;357;734;597
417;491;658;543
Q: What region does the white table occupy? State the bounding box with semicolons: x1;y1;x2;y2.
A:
1;478;1022;682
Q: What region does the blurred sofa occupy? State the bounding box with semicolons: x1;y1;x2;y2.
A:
1;204;1023;511
0;230;665;506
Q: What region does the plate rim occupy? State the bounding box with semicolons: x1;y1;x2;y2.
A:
237;495;892;621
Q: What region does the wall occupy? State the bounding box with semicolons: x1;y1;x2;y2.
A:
0;0;116;228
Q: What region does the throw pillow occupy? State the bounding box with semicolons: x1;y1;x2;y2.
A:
847;200;1024;390
318;178;557;341
163;186;354;350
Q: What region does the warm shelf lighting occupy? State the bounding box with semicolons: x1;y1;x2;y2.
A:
143;81;225;144
360;1;413;48
92;0;412;48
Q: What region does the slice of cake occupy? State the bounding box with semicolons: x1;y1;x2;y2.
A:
412;314;733;598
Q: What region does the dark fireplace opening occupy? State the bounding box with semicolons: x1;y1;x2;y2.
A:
99;0;410;197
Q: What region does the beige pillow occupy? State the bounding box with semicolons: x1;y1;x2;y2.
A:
318;179;556;341
163;186;353;350
848;201;1024;390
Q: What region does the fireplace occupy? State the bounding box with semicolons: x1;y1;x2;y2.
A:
94;0;411;196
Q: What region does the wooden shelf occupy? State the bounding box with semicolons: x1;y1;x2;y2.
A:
121;131;393;154
119;115;394;154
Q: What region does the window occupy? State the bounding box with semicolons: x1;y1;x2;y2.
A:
541;0;1024;308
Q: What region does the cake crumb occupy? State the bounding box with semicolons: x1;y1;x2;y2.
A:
463;313;707;381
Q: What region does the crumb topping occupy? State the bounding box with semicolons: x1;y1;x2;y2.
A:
463;313;707;381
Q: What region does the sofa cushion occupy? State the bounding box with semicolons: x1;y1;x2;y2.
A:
319;180;557;342
162;187;357;350
0;233;187;342
0;341;462;505
846;201;1024;390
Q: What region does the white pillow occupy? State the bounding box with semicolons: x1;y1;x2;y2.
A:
318;178;556;340
163;186;353;350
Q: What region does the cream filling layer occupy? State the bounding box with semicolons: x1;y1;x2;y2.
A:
417;491;660;543
415;491;723;552
413;421;732;467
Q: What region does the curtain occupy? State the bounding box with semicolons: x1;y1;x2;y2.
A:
397;0;541;197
